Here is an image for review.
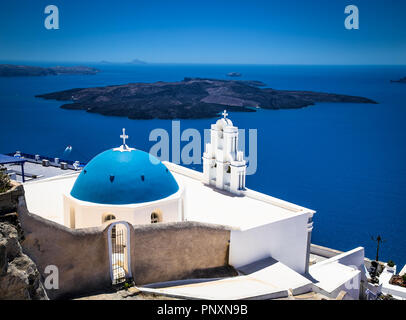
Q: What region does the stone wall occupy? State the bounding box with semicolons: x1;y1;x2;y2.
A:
18;197;235;298
6;180;235;299
131;221;235;285
0;181;23;215
17;197;111;300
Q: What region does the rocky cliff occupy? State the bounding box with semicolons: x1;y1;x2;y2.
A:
0;182;48;300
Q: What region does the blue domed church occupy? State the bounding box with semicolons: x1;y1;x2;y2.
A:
63;129;184;229
20;113;366;300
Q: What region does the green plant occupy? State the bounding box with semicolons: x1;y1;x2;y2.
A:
387;260;395;267
402;274;406;283
124;282;130;290
0;170;11;193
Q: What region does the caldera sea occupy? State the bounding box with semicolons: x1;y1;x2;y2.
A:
1;63;405;267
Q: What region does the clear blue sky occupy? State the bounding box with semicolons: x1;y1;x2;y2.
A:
0;0;405;64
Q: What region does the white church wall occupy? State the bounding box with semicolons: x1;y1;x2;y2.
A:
63;188;184;229
229;213;309;274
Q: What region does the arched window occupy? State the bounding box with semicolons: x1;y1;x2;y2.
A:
103;213;116;223
151;210;162;224
103;213;117;238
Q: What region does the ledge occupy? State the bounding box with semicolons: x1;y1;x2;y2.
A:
0;181;24;214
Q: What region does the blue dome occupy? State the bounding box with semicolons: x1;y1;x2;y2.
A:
70;148;179;205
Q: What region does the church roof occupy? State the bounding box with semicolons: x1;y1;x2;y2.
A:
70;140;179;205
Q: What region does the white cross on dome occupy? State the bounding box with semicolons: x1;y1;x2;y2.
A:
222;110;228;119
114;128;135;152
120;128;128;147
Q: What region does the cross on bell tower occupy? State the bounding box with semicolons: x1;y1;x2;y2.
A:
222;110;228;119
120;128;129;149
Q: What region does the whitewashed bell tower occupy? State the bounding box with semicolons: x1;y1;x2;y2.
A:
202;110;247;195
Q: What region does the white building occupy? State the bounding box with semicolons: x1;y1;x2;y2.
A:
22;113;366;299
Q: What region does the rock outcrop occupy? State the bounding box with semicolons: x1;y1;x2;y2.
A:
0;182;48;300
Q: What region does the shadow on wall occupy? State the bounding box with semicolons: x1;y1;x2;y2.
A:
17;195;236;299
17;197;111;300
131;221;236;285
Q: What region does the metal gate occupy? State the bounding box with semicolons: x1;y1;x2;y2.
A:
111;227;127;285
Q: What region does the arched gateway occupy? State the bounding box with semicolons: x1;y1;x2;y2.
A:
107;221;132;284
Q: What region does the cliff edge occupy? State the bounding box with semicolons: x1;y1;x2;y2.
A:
0;181;48;300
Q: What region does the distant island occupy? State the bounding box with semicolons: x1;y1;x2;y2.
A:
130;59;148;65
0;64;100;77
99;59;147;65
391;77;406;83
36;77;378;120
227;72;242;77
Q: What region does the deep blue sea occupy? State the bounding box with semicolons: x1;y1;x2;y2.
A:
1;64;405;267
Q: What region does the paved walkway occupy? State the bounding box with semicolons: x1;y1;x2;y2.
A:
76;287;178;300
139;258;313;300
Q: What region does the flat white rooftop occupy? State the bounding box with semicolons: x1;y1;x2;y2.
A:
23;173;77;225
23;162;313;231
309;260;360;294
167;162;312;231
5;161;78;183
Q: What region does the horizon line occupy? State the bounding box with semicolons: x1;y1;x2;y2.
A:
0;59;406;67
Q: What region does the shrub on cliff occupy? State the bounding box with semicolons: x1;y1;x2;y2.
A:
0;170;11;193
